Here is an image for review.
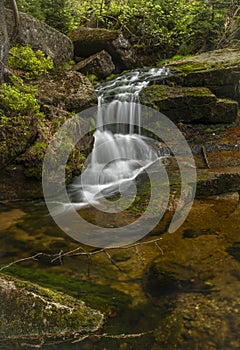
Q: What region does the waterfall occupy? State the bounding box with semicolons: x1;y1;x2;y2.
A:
68;67;170;208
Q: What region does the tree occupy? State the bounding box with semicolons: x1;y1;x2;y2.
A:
0;0;19;84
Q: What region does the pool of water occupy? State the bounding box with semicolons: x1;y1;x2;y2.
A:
0;192;240;349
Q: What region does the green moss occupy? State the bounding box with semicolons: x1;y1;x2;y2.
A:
69;27;120;42
86;73;98;85
1;265;132;313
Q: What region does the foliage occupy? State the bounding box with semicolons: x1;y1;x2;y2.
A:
5;0;240;56
0;75;42;119
65;0;236;55
16;0;79;33
8;45;54;79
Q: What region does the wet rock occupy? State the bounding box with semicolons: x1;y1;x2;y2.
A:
140;85;238;123
0;274;103;340
72;50;115;79
69;27;135;70
196;169;240;197
5;9;73;65
163;48;240;101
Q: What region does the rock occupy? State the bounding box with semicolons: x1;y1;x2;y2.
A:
144;260;212;297
72;50;115;79
163;48;240;101
35;70;97;112
0;114;38;170
5;9;73;65
196;169;240;198
0;70;96;199
0;274;103;340
140;85;238;123
69;27;135;70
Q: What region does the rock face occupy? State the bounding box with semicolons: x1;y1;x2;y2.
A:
140;85;238;123
72;50;115;79
0;274;103;341
5;9;73;65
163;48;240;101
69;27;135;70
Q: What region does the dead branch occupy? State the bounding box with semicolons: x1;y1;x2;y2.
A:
0;238;163;274
9;0;19;43
72;330;154;343
201;145;210;168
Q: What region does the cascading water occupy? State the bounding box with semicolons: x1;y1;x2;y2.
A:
68;67;170;208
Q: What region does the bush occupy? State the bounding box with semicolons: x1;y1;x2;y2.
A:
8;45;54;79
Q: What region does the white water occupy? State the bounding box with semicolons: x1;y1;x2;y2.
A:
68;67;170;208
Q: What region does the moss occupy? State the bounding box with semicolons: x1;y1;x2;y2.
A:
0;273;103;339
86;73;98;85
69;27;120;42
1;265;132;313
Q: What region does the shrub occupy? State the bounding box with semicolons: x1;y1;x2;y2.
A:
8;45;54;79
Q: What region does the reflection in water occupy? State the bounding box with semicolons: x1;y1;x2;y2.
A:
0;195;240;349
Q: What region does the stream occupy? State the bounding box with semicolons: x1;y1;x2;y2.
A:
0;68;240;349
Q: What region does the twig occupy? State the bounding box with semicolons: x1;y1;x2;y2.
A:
72;330;153;343
201;145;210;168
103;249;122;271
0;253;44;272
134;246;144;265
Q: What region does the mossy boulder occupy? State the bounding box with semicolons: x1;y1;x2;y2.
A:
0;274;103;341
140;85;238;123
162;48;240;101
5;9;73;66
0;70;96;199
69;27;135;70
35;70;97;112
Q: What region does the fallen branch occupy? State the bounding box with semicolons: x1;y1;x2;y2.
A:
72;330;154;343
0;238;163;274
201;145;210;168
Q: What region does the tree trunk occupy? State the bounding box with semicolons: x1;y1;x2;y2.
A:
0;0;10;84
0;0;19;84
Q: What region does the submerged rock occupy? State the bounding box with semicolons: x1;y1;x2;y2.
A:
140;85;238;123
69;27;135;70
0;274;103;341
72;50;115;79
5;9;73;66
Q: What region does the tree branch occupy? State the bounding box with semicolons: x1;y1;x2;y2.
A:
0;238;163;274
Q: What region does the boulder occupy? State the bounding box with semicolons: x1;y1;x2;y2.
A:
140;85;238;123
5;9;73;65
163;48;240;101
0;113;38;170
72;50;115;79
0;70;96;198
0;274;103;341
35;70;97;112
69;27;135;70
